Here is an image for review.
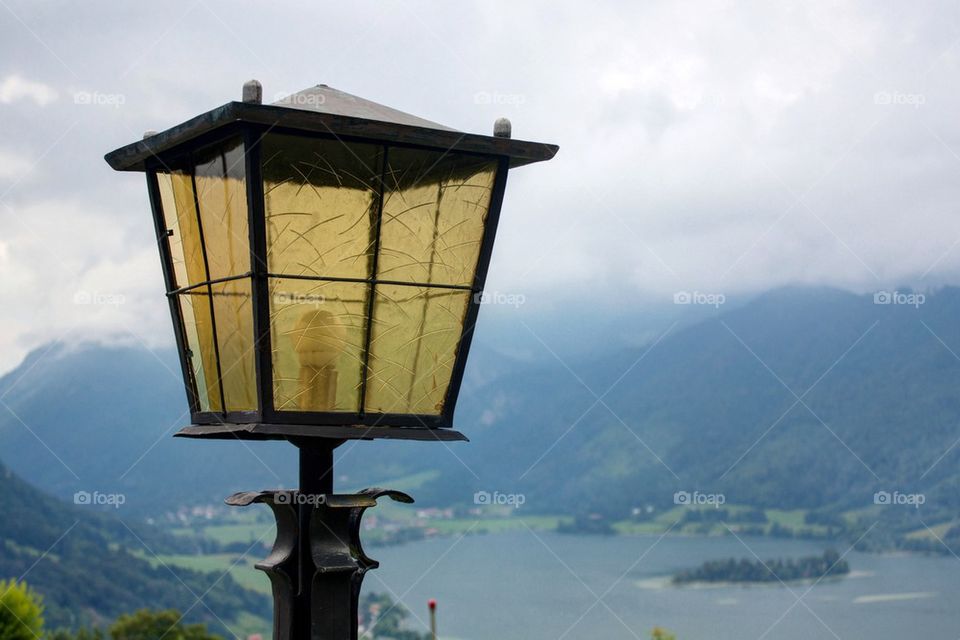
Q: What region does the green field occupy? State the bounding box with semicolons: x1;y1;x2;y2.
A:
905;520;955;540
420;514;570;535
138;551;269;593
133;551;271;637
765;509;808;529
612;505;833;537
175;522;276;546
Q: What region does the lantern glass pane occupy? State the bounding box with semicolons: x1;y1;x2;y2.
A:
269;278;368;412
158;171;206;289
193;140;250;280
156;137;252;417
365;284;471;415
211;278;257;411
178;288;220;412
378;150;496;286
262;135;381;280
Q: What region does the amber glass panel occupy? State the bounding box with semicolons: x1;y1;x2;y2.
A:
378;150;496;286
262;135;382;280
365;284;471;415
269;278;368;412
178;288;220;412
194;140;250;279
156;139;251;415
158;171;206;289
211;279;257;411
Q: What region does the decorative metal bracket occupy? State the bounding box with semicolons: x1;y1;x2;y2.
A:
227;488;414;640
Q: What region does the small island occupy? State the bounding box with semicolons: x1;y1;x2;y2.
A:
673;550;849;585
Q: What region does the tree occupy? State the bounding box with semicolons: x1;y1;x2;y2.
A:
360;593;429;640
0;579;44;640
108;610;221;640
651;628;676;640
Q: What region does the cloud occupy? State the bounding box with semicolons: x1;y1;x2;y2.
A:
0;197;168;372
2;1;960;371
0;149;32;180
0;74;58;106
476;1;960;300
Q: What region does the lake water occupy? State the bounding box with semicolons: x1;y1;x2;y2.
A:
369;532;960;639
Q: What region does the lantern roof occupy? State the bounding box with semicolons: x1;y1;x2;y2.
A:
273;84;457;130
105;83;558;172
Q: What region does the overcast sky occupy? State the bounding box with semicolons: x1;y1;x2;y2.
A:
1;1;960;371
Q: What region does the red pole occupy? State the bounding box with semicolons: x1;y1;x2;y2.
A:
428;599;437;640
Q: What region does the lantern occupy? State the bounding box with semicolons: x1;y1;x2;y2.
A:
105;82;557;442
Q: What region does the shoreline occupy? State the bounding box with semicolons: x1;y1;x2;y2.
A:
637;569;870;591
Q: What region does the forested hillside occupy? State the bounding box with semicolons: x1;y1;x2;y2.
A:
0;463;269;631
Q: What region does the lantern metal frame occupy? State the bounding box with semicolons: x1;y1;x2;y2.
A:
106;88;558;443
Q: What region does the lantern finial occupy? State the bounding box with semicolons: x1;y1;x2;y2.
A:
242;79;263;104
493;117;512;138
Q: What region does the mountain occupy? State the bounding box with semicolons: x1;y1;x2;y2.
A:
0;341;299;511
0;296;691;513
3;286;960;531
0;461;269;631
447;285;960;522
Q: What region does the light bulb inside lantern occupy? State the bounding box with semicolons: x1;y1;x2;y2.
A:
290;308;346;411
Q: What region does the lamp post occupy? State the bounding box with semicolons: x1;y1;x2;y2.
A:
105;80;556;639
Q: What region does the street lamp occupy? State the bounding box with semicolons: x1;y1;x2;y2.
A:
105;81;556;639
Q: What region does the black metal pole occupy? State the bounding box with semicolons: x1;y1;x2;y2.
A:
298;443;335;494
295;443;336;638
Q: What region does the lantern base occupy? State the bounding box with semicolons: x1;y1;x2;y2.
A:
227;487;414;640
175;422;468;442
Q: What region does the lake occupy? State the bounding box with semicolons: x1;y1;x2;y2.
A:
369;531;959;639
